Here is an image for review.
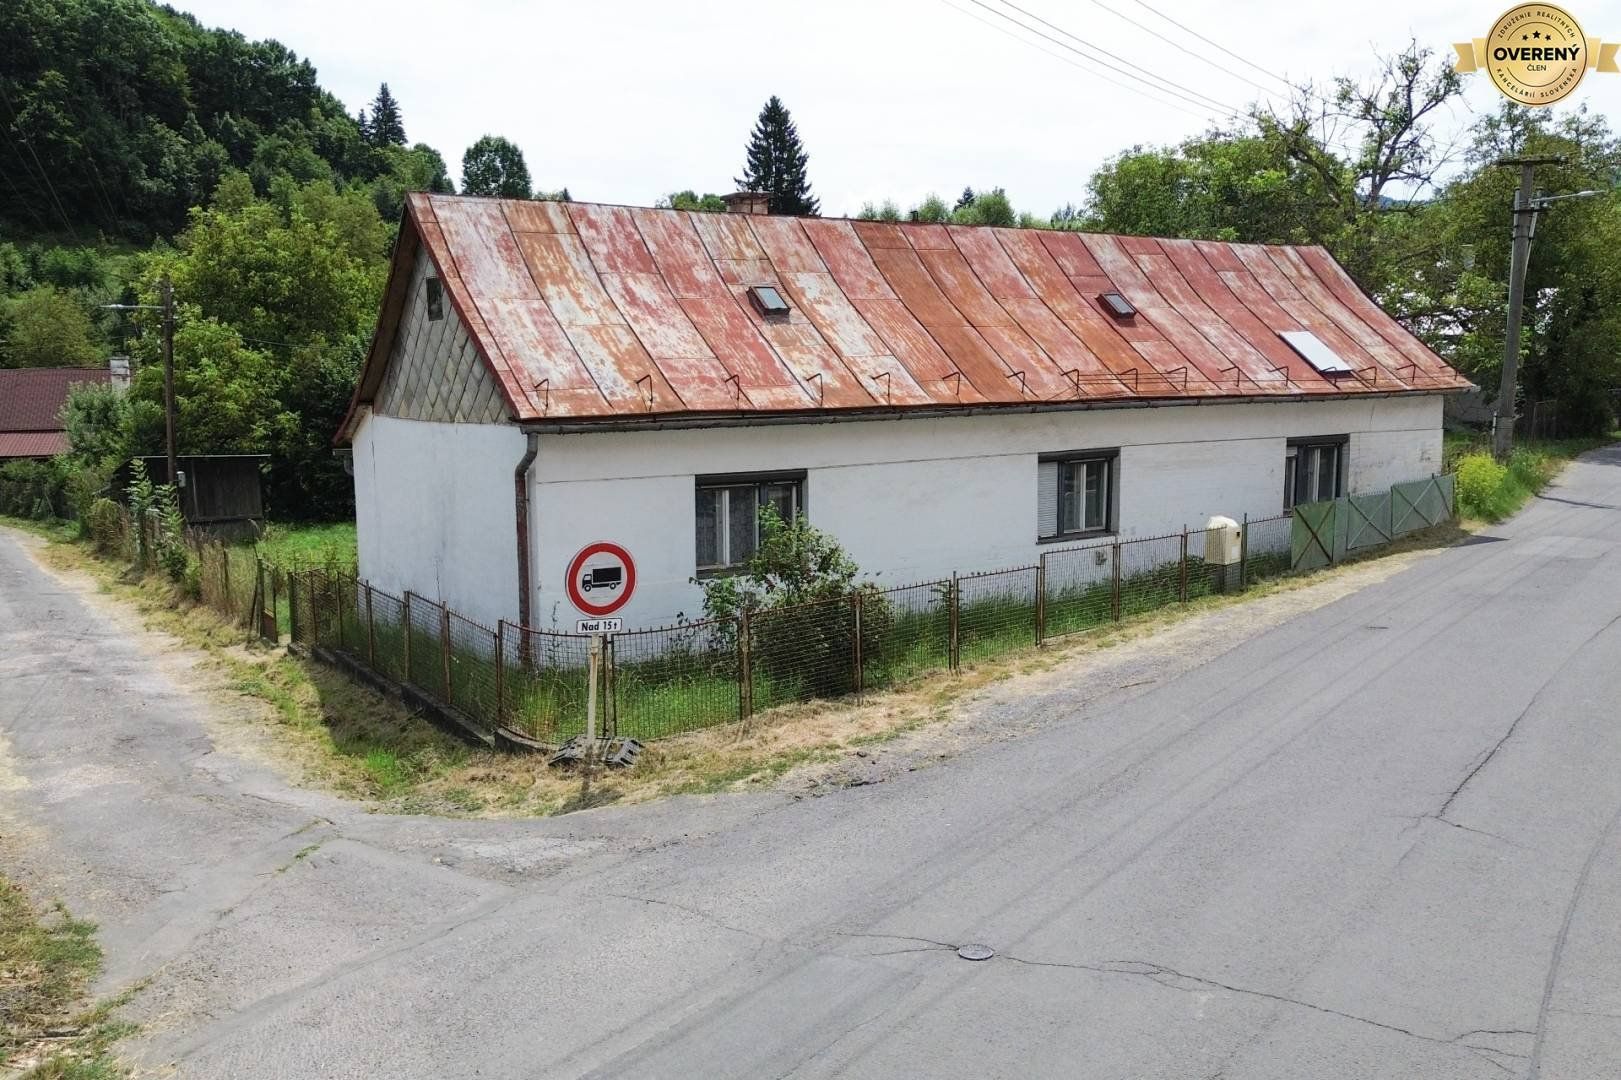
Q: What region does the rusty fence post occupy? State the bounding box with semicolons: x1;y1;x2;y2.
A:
948;572;960;672
737;609;753;721
287;569;298;643
309;573;321;648
1111;542;1122;622
1179;528;1189;603
495;620;507;728
852;591;864;702
220;546;231;618
365;584;376;668
1239;514;1250;592
402;591;413;679
1035;555;1047;645
439;604;452;706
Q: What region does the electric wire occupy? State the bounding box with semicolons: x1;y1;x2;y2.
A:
938;0;1231;124
981;0;1247;115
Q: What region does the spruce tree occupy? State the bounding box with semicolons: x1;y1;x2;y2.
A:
735;96;819;217
357;108;371;145
368;84;406;147
954;186;976;212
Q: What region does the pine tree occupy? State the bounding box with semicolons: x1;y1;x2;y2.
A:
461;135;531;198
368;84;406;147
735;96;819;217
954;186;977;212
357;108;371;145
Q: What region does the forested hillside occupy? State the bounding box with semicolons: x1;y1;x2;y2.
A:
0;0;455;518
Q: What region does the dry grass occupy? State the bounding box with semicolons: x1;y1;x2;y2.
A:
9;520;1465;817
0;877;130;1079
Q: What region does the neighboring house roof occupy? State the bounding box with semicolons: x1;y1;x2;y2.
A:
0;431;71;458
343;193;1469;435
0;367;110;460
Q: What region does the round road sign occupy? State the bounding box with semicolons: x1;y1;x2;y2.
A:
566;542;636;617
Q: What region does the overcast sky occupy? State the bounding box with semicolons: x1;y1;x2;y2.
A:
177;0;1621;217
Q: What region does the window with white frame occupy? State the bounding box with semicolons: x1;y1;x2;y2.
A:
1038;451;1117;541
1284;437;1346;509
695;472;804;572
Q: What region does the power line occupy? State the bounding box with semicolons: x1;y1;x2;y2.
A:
938;0;1228;124
1076;0;1286;98
972;0;1238;118
1126;0;1295;89
962;0;1246;119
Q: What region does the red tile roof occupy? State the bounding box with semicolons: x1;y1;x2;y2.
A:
344;194;1468;433
0;431;71;459
0;368;110;458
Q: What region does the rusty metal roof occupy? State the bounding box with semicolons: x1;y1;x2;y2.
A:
344;194;1469;432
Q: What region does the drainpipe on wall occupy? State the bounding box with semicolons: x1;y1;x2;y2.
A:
513;432;540;630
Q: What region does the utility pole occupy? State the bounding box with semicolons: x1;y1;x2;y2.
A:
1492;156;1561;460
160;277;177;487
102;281;180;486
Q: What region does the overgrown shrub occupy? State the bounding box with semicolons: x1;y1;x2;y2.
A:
699;505;891;697
84;497;126;555
1455;448;1563;521
0;459;67;520
125;458;190;580
1455;452;1506;517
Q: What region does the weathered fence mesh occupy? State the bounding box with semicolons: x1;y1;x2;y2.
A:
163;475;1453;746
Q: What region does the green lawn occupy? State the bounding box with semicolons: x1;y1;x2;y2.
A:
253;522;357;571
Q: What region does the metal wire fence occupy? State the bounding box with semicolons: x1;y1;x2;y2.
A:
170;476;1453;748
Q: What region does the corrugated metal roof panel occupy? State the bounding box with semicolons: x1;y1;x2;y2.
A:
0;431;71;458
341;195;1469;431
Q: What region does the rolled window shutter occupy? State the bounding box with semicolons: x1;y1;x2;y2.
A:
1037;460;1058;538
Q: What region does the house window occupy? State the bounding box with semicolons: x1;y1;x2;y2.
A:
425;277;445;321
1038;452;1117;541
1285;437;1347;509
695;472;804;572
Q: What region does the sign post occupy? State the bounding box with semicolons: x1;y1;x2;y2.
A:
584;635;601;776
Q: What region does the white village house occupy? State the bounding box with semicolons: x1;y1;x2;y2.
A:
339;193;1470;631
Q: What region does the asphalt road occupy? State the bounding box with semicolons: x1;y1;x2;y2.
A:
4;448;1621;1079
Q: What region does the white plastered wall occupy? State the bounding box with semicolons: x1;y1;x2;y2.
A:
352;410;526;629
530;394;1443;627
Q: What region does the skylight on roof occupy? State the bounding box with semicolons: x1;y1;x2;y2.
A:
1097;291;1136;319
1278;330;1353;375
748;285;790;317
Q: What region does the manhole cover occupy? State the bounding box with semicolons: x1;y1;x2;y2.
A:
957;944;995;961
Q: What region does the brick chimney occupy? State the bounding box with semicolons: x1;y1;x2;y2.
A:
722;191;771;215
108;355;131;389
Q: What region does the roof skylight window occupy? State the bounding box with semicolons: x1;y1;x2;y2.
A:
1278;330;1353;375
748;285;790;317
1098;291;1136;319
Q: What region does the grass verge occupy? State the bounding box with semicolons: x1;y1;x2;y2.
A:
1445;434;1617;522
0;877;131;1079
2;517;1464;818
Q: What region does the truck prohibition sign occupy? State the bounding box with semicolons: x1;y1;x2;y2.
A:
566;542;636;618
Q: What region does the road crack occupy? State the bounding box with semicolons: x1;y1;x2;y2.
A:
1437;611;1621;823
996;951;1527;1071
